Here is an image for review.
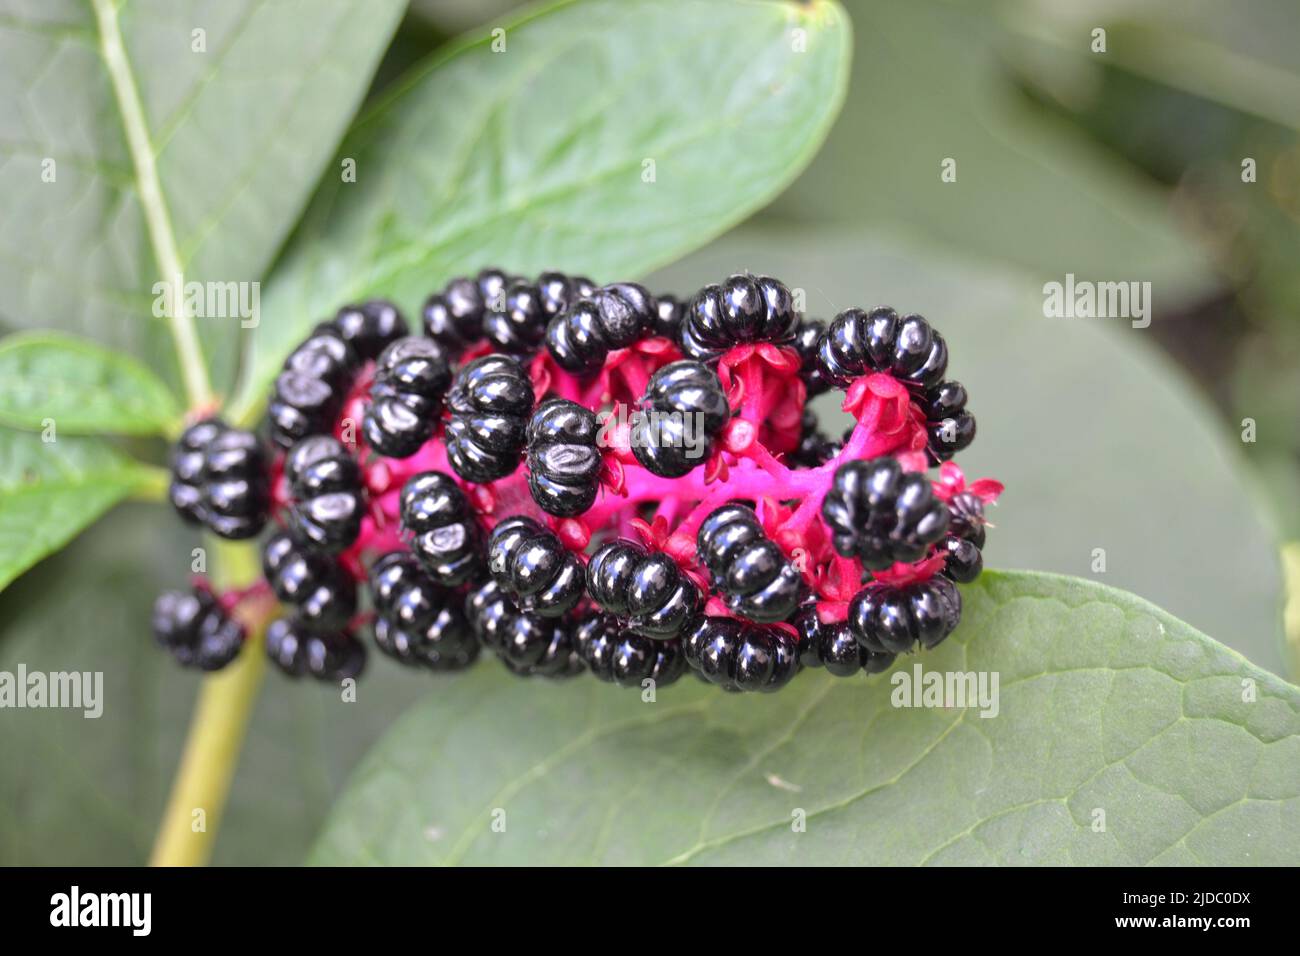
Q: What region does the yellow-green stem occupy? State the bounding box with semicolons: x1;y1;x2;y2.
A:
150;541;268;866
1281;542;1300;681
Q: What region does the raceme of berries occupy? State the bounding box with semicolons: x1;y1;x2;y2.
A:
679;273;799;363
152;587;245;671
486;517;585;618
153;265;1002;699
630;359;731;478
544;281;658;374
696;504;803;623
586;539;702;640
525;398;602;517
362;337;452;457
169;419;271;540
369;551;479;671
444;353;534;482
398;471;483;586
284;436;365;553
575;613;687;688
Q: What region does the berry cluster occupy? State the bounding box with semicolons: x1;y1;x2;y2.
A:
153;269;1002;698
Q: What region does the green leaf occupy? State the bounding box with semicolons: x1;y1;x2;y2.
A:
310;571;1300;866
228;0;852;422
0;0;406;392
0;332;180;435
0;427;156;593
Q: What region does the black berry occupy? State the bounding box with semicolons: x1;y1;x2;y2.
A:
652;293;685;340
696;504;803;623
464;579;582;678
821;457;950;570
268;332;357;449
940;535;983;583
486;272;595;353
421;268;513;355
792;319;832;397
848;576;962;654
265;617;366;681
680;273;799;362
792;603;894;676
586;539;702;640
169;421;271;540
362;337;451;458
284;435;364;553
486;517;584;618
544;282;657;374
261;530;357;632
525;398;602;517
398;471;482;586
948;491;987;548
923;380;976;463
168;418;225;526
630;360;730;478
682;616;800;693
324;299;408;360
444;354;533;482
816;307;947;389
368;551;479;671
574;613;686;688
151;587;244;671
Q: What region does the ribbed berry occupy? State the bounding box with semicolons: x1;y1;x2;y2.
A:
323;299;408;360
464;579;581;678
923;380;976;463
261;530;357;632
586;539;702;640
398;471;482;585
525;398;601;517
680;273;799;362
848;576;962;654
486;517;584;618
574;613;686;688
792;319;831;397
948;491;987;548
544;282;657;374
652;293;685;340
368;551;478;671
169;422;271;540
486;272;595;353
816;307;947;390
421;268;513;355
362;337;451;458
630;360;730;478
682;616;800;693
697;504;803;623
284;435;363;553
444;354;533;482
821;457;950;570
151;587;244;671
168;418;225;526
791;603;894;676
265;617;366;681
940;535;983;583
268;331;357;449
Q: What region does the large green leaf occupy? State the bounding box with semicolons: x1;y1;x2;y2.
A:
0;427;158;592
309;571;1300;865
228;0;851;422
650;227;1288;676
0;0;405;393
0;332;180;435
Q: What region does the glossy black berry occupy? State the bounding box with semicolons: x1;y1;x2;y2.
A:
486;272;595;353
630;360;730;478
464;579;581;678
486;517;584;618
940;535;983;583
586;539;702;640
398;471;482;586
682;616;800;693
265;617;366;681
948;491;987;549
362;337;451;458
697;504;803;623
821;457;950;570
368;551;479;671
793;319;831;397
525;398;601;517
151;587;244;671
574;613;686;688
848;576;962;654
261;530;357;632
421;268;513;355
268;332;358;449
544;282;657;374
652;293;685;339
923;380;976;462
444;354;533;482
169;418;225;526
325;299;408;360
791;603;894;677
284;435;364;553
816;307;947;390
680;273;799;362
170;420;271;540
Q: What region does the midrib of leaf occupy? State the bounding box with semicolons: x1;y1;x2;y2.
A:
89;0;211;407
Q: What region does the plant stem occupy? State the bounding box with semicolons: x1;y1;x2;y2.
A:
149;540;268;867
1281;542;1300;680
